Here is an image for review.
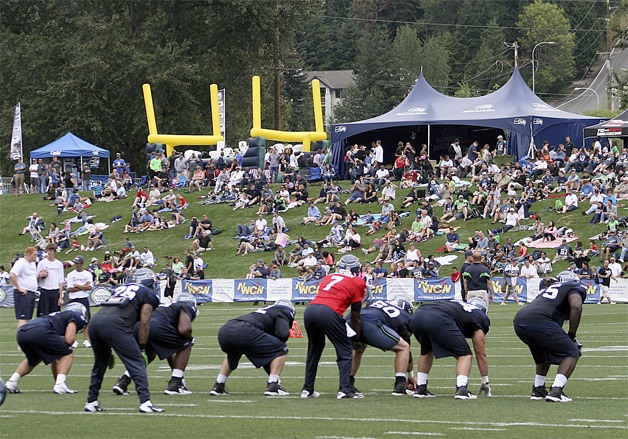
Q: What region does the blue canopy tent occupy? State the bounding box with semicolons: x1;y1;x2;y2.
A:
331;69;599;175
30;132;111;174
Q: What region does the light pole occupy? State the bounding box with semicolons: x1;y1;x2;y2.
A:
574;87;600;110
531;41;555;93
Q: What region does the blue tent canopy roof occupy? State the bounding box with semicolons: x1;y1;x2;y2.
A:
30;132;110;159
331;69;598;167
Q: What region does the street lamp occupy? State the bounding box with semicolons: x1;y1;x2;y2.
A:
574;87;600;110
532;41;555;93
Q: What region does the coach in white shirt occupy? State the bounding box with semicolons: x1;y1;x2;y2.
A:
37;243;65;316
65;255;93;348
10;246;39;328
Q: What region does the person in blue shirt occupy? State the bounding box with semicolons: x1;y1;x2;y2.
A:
113;153;129;176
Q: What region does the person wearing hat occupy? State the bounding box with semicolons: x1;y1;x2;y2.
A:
501;257;521;305
65;255;93;348
113;152;129;176
495;134;506;157
36;243;65;317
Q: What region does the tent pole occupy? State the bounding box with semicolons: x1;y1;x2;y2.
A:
427;124;431;159
108;157;111;175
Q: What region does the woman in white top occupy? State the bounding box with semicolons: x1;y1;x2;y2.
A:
405;243;421;264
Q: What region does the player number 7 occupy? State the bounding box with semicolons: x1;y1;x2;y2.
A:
322;275;345;291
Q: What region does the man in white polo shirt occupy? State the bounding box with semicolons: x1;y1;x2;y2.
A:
65;255;93;348
37;243;65;316
10;246;39;328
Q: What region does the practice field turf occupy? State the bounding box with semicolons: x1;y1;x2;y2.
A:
0;303;626;438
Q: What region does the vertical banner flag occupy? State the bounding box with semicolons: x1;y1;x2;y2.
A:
217;89;226;138
10;102;23;161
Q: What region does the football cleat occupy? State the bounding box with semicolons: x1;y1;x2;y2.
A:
53;383;78;394
112;375;131;396
300;389;320;399
392;381;410;396
546;386;572;403
337;391;364;399
84;401;104;412
72;341;79;349
454;386;477;400
164;378;192;395
413;384;436;398
530;385;548;400
83;340;92;348
264;381;289;397
139;401;165;413
209;382;229;396
5;380;21;394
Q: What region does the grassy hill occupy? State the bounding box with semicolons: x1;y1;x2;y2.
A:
0;177;608;279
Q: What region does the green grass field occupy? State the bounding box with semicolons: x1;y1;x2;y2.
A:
0;303;626;438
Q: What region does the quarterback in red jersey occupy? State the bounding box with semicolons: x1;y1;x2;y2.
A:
301;255;367;399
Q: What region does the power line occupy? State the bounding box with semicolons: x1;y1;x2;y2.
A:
317;14;609;33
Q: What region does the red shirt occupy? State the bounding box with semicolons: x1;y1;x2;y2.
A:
311;273;366;316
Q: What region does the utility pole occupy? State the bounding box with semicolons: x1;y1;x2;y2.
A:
606;0;613;110
504;41;520;69
274;0;281;130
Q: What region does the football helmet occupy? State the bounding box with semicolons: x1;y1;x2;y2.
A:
274;299;295;315
556;270;580;283
468;296;488;314
128;268;156;290
0;378;6;407
65;302;89;325
389;296;414;314
337;255;361;275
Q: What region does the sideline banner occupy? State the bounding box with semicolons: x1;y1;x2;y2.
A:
414;278;455;301
2;278;627;308
490;277;528;303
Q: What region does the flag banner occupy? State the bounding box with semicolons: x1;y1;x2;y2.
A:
291;278;321;302
369;278;388;302
10;102;23;161
89;285;114;306
233;278;267;302
581;279;600;304
490;277;528;303
182;279;213;303
217;89;226;138
414;278;456;301
0;287;15;308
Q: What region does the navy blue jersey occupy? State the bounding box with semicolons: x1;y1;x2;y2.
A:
418;300;490;337
96;283;160;327
21;310;87;335
153;302;197;326
355;300;412;341
232;305;295;342
515;281;586;325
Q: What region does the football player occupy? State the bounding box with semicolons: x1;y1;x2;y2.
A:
210;300;295;397
301;255;367;399
349;297;414;396
5;303;88;395
513;271;586;402
410;294;491;399
84;268;162;413
112;294;198;396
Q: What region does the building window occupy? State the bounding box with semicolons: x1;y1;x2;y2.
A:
335;89;341;99
320;87;326;109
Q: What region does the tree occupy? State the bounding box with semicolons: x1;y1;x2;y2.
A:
516;1;576;95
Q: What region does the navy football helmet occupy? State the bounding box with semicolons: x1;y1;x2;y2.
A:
389;296;414;314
